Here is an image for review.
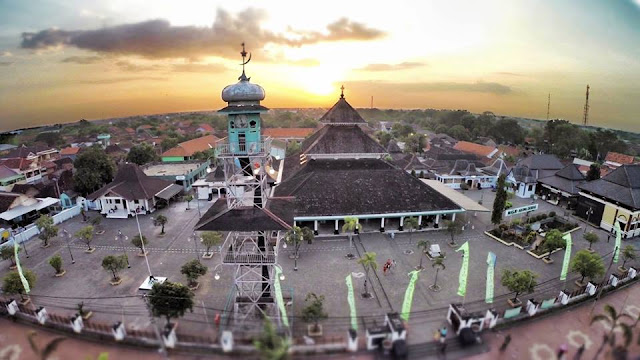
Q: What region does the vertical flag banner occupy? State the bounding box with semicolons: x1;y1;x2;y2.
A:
273;267;289;327
485;252;496;304
560;233;572;281
400;270;420;322
345;275;358;330
456;241;470;297
14;239;30;294
613;222;621;263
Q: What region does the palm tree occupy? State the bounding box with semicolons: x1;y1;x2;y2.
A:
416;240;430;270
404;217;419;246
357;251;377;298
342;217;362;259
429;255;446;291
591;304;634;359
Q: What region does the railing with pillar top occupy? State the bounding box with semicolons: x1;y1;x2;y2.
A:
216;137;272;157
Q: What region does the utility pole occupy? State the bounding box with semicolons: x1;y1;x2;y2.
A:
370;96;373;109
583;85;590;126
546;93;551;120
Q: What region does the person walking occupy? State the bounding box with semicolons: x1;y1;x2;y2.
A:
557;343;567;360
439;326;448;356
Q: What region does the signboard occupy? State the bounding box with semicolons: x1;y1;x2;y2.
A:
175;175;186;181
504;204;538;217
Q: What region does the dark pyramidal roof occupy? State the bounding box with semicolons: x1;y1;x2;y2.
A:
578;164;640;209
319;96;367;124
195;198;294;231
300;125;386;155
555;164;585;181
88;163;172;201
538;164;586;196
517;154;563;170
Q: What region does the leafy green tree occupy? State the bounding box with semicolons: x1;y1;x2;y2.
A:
285;141;301;156
492;174;508;225
416;240;430;270
446;125;471;141
586;164;601;181
541;229;566;259
500;269;537;303
75;225;94;251
35;132;62;147
342;217;362;258
35;215;58;247
445;217;463;246
375;131;393;148
26;331;66;360
148;281;194;325
490;118;525;144
126;143;158;165
73;147;116;195
101;255;127;282
302;292;328;332
131;235;148;255
1;245;20;267
184;194;194;210
404;217;419;246
591;304;634;359
570;250;605;285
583;231;599;251
2;269;36;300
48;254;63;275
180;259;207;287
161;138;180;152
153;215;168;234
284;226;312;270
405;134;426;153
620;245;637;271
430;255;446;291
253;317;290;360
357;252;377;297
201;231;222;256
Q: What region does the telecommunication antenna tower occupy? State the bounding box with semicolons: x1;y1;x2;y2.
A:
546;93;551;120
583;85;590;126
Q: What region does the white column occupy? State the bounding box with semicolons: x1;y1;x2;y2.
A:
435;214;440;225
380;218;385;231
293;220;297;227
418;215;423;228
314;220;318;235
335;219;339;234
400;217;404;226
452;213;456;222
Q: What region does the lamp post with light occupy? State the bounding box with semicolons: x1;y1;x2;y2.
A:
61;229;75;264
116;230;130;268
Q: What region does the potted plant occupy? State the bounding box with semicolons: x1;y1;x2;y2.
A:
48;254;65;277
35;215;58;248
2;269;36;305
131;234;149;256
76;225;95;253
77;302;93;320
180;259;207;291
570;250;605;288
1;245;20;270
90;216;104;235
618;245;637;275
201;231;222;259
101;254;127;285
501;269;537;307
302;292;328;336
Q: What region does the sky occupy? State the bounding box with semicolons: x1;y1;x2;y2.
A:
1;0;640;132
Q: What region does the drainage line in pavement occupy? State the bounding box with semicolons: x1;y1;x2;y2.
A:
351;235;383;308
356;234;394;311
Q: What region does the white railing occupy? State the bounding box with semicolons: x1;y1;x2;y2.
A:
216;138;272;156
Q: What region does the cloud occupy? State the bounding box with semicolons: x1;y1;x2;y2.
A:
61;55;103;64
348;80;513;95
20;8;385;60
358;62;426;71
493;71;524;77
171;63;228;73
0;62;13;66
78;76;167;84
115;60;164;72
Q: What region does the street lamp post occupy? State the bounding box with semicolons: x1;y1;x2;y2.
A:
584;207;594;234
61;229;75;264
192;232;200;261
116;230;130;268
17;227;29;258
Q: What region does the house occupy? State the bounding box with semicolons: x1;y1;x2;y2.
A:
1;144;58;164
88;163;183;219
0;165;26;187
105;144;127;164
422;147;498;189
161;135;221;162
604;151;635;169
453;141;498;159
196;123;215;134
0;158;44;184
0;191;60;228
537;164;586;208
59;146;81;161
192;166;226;200
142;160;211;192
506;154;564;198
576;164;640;238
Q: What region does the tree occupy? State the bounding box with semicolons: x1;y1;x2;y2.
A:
416;240;430;270
284;226;312;271
286;141;301;157
357;251;377;297
375;131;393;148
101;255;127;282
302;292;328;332
253;316;290;360
500;269;537;303
404;217;419;246
154;215;168;235
492;174;508;225
405;134;426;153
126;143;158;165
181;259;207;287
591;304;634;359
342;217;362;259
1;245;20;267
445;218;463;246
73;147;116;195
35;215;58;247
541;229;566;259
90;216;102;233
184;194;193;210
161;137;180;152
48;254;63;275
586;164;601;181
35;132;62;147
131;235;148;255
620;245;637;271
570;250;605;285
2;269;36;300
26;331;66;360
148;281;194;325
430;255;446;291
201;231;222;256
583;231;599;251
75;225;94;251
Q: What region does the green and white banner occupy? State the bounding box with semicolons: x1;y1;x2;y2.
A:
345;275;358;330
560;232;572;281
274;266;288;327
14;240;30;294
613;222;621;263
485;252;496;303
400;270;420;322
456;242;470;297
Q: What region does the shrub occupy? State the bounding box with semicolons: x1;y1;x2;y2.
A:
549;211;556;218
541;214;548;220
505;201;513;209
48;254;63;274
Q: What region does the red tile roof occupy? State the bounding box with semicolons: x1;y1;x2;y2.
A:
197;124;215;133
605;151;635;165
162;135;221;157
1;158;34;171
453;141;496;158
59;147;80;155
498;145;520;158
263;128;316;138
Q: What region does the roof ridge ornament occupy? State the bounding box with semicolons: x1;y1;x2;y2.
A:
340;84;345;99
239;42;252;82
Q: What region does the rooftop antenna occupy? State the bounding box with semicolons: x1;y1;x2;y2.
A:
239;42;252;81
583;85;590;126
371;96;373;109
340;84;345;99
546;93;551;120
